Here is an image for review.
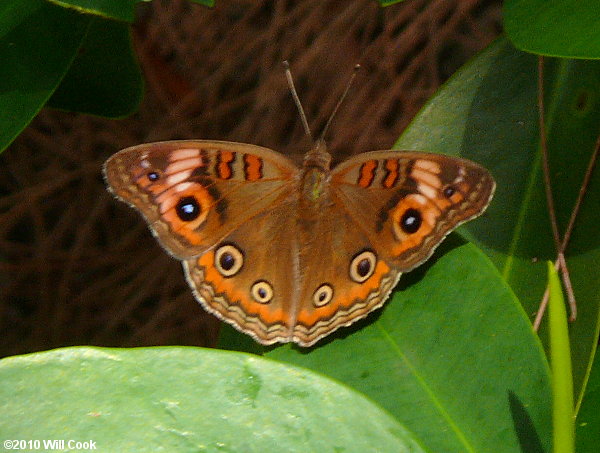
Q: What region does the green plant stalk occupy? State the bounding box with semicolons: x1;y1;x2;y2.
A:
548;261;575;452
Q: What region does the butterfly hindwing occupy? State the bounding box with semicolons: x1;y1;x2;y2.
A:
183;198;300;345
182;182;403;347
291;199;402;346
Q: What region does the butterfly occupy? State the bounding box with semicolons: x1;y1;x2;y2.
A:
103;66;495;347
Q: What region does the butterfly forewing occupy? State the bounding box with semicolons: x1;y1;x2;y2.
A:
331;150;495;272
104;140;299;259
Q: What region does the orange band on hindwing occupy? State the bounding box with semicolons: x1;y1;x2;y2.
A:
296;261;392;326
244;154;263;181
358;160;378;188
216;151;236;179
197;253;287;326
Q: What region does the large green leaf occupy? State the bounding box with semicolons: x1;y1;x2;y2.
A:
48;17;143;118
504;0;600;59
222;240;552;453
577;352;600;451
0;347;425;452
0;0;91;153
396;38;600;405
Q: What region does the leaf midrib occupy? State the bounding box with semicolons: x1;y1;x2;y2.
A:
377;324;477;453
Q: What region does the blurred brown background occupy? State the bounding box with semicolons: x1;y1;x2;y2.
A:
0;0;501;357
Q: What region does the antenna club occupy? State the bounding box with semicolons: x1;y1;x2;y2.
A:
282;61;361;143
318;64;360;141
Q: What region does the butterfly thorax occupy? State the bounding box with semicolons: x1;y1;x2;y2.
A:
301;140;332;205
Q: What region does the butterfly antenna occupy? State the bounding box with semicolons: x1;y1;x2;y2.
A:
283;61;313;142
319;63;361;142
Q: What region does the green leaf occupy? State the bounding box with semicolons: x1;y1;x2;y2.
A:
378;0;407;6
223;241;552;453
547;262;575;453
396;37;600;406
44;1;215;22
190;0;215;7
0;347;426;452
577;353;600;451
46;0;137;22
504;0;600;59
48;17;143;118
0;0;91;153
